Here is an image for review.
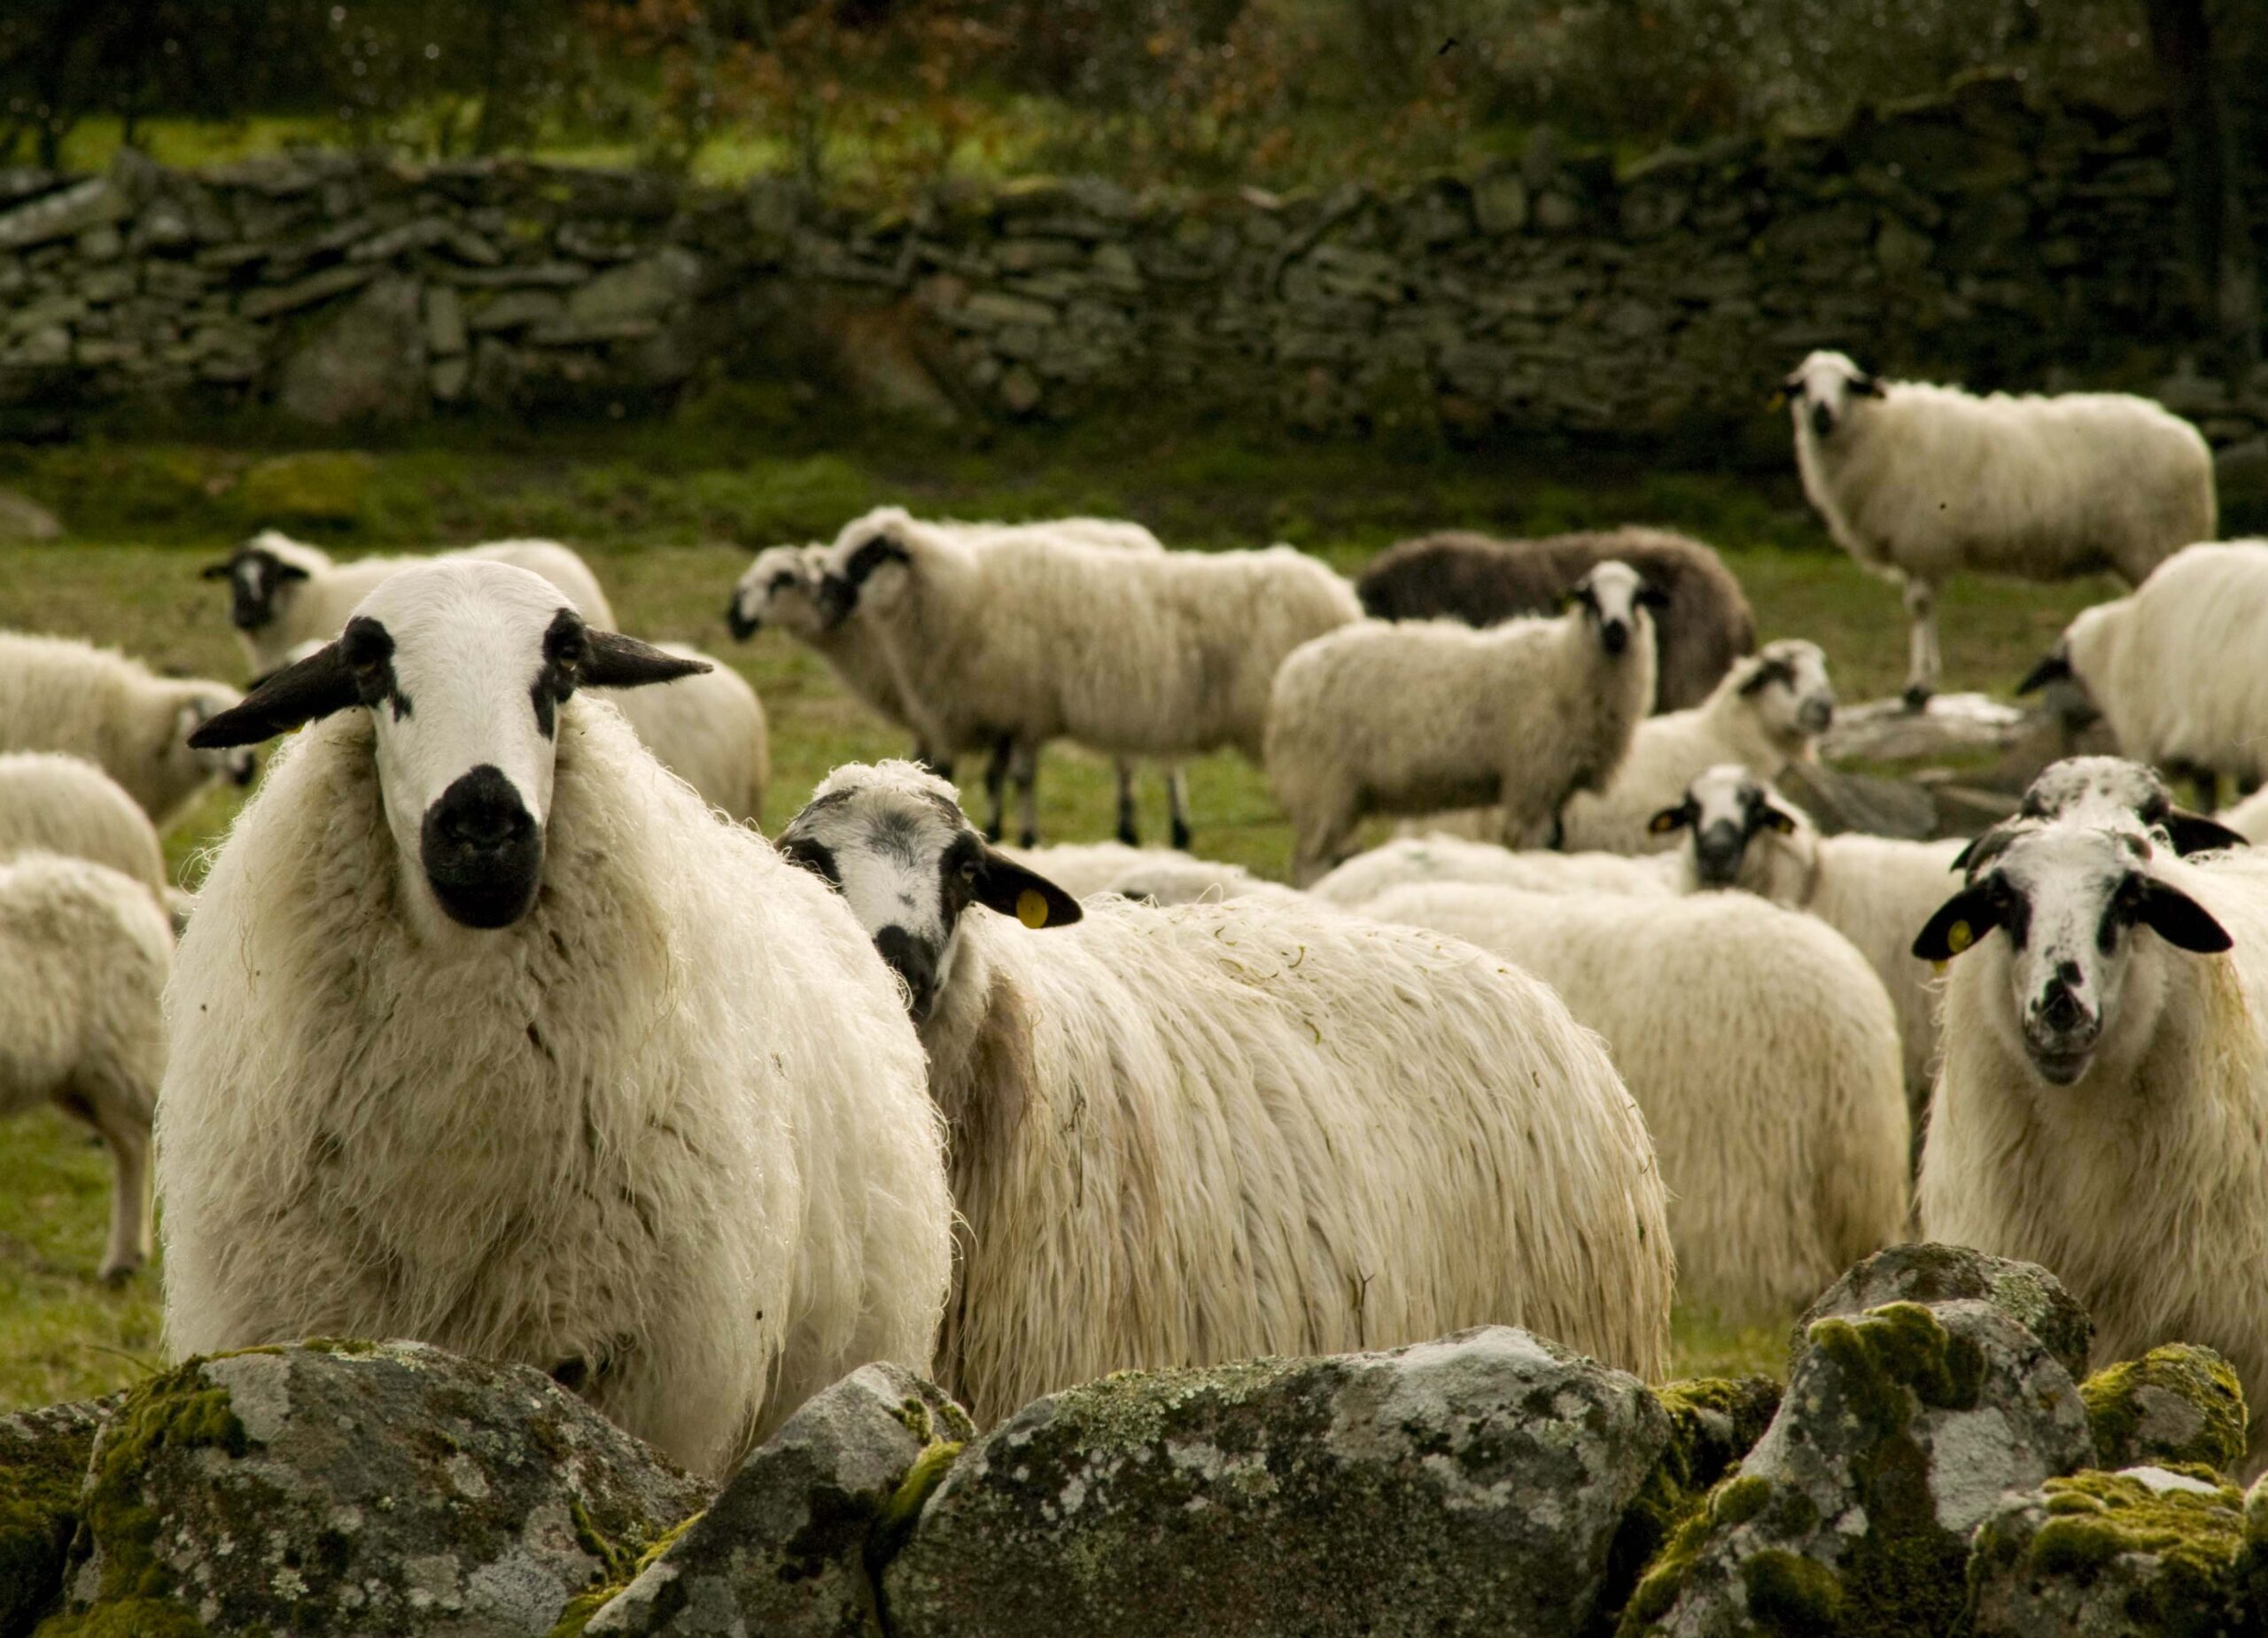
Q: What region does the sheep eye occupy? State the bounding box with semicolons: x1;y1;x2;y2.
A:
958;859;979;884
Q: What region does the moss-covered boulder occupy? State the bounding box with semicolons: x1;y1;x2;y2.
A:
232;450;376;525
1794;1242;2093;1382
41;1340;706;1638
2083;1345;2249;1475
573;1363;972;1637
1626;1300;2095;1637
0;1397;117;1634
1967;1464;2249;1636
886;1327;1672;1638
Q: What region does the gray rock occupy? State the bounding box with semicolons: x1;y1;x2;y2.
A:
424;283;467;357
1794;1242;2093;1382
0;1395;115;1630
1968;1464;2249;1636
887;1327;1670;1638
0;486;62;540
1627;1300;2094;1637
2082;1344;2250;1474
0;179;122;252
56;1341;705;1638
579;1363;971;1636
277;274;428;426
237;261;377;320
566;247;703;329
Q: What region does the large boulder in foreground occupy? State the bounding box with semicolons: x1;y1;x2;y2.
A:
51;1340;704;1637
579;1362;972;1637
885;1326;1670;1638
1794;1242;2093;1383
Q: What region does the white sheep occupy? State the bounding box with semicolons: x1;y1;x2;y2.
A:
1557;639;1835;855
0;752;171;908
0;851;170;1285
1310;831;1684;907
1915;819;2268;1475
158;562;951;1476
1650;763;1963;1126
1363;881;1909;1324
598;642;769;826
1787;350;2215;703
0;633;253;827
1266;561;1660;886
1981;754;2247;860
779;761;1676;1422
1000;841;1288;906
819;523;1359;851
2018;543;2268;799
206;531;618;675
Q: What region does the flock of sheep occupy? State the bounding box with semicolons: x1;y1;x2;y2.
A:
7;348;2268;1487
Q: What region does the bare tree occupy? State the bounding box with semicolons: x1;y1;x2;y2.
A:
2143;0;2260;370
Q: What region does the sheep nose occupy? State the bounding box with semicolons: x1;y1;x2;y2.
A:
874;926;938;1021
420;765;545;929
1810;403;1836;439
1693;823;1744;883
726;599;758;641
2039;978;2088;1035
1601;620;1629;655
438;790;532;852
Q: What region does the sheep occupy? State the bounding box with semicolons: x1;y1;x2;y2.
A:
1649;763;1964;1131
0;851;170;1285
204;531;618;675
2016;543;2268;803
1356;881;1907;1324
1355;526;1757;710
817;523;1360;851
1976;754;2248;860
1556;638;1835;856
0;633;254;827
598;642;769;826
1265;560;1659;886
158;561;951;1476
1787;350;2215;704
1915;819;2268;1476
1310;831;1685;906
778;761;1676;1421
0;752;171;909
1000;841;1291;906
731;532;1192;848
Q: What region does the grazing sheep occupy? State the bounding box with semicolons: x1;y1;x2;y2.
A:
1787;350;2214;703
1651;763;1962;1128
1363;881;1907;1325
1557;639;1834;855
0;852;170;1285
599;642;769;826
1310;832;1684;906
0;633;253;827
0;752;171;908
1000;841;1287;905
1266;561;1659;886
159;562;951;1475
1355;526;1757;710
779;762;1676;1420
205;531;618;675
1915;820;2268;1475
817;523;1359;850
2016;543;2268;800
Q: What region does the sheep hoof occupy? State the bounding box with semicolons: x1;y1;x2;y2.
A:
1018;829;1038;849
1900;684;1934;713
1170;822;1192;851
1116;823;1140;847
99;1261;140;1290
982;821;1004;843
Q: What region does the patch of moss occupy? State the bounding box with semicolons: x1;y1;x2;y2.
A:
1807;1303;1984;1438
0;1407;107;1633
32;1594;211;1637
867;1439;963;1576
1742;1549;1842;1633
2081;1346;2248;1473
1615;1478;1728;1635
231;451;377;526
545;1508;703;1638
1970;1467;2245;1638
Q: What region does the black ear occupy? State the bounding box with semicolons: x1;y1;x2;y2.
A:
1739;660;1791;697
1850;372;1884;397
969;842;1084;930
275;561;312;584
2132;877;2233;953
582;631;711;690
2016;650;2071;695
187;641;360;748
1637;582;1671;610
2162;811;2249;857
842;536;909;586
1647;803;1692;835
1761;803;1799;835
1912;887;2001;961
200;561;235;580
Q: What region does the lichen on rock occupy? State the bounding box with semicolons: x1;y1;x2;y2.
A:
1793;1242;2093;1383
2081;1344;2249;1475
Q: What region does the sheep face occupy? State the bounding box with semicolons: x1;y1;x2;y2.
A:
1739;639;1836;741
726;546;825;641
1784;349;1882;440
175;687;257;791
1649;762;1798;888
200;532;315;634
1915;824;2231;1086
2001;755;2248;861
813;532;911;630
777;761;1082;1023
1567;559;1666;657
188;561;705;933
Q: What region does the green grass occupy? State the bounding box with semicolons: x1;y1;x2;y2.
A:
0;427;2109;1406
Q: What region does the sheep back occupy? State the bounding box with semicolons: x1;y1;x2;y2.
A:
601;645;769;825
0;751;170;903
0;850;171;1123
0;633;237;826
1311;833;1682;905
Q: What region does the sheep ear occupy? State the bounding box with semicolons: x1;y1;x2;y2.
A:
1637;582;1671;610
1762;803;1800;835
2015;649;2071;695
970;843;1084;930
581;631;710;690
1738;660;1791;697
199;560;235;580
1647;803;1691;835
2132;878;2233;953
1913;888;2000;961
187;641;360;748
1850;372;1884;397
274;561;311;584
2163;811;2249;857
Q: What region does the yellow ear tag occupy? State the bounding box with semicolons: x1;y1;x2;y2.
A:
1946;921;1973;955
1016;889;1049;929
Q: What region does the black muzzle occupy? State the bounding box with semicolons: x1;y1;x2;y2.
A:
420;765;543;929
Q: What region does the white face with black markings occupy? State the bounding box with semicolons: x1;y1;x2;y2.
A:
2008;756;2247;860
726;545;826;641
813;526;916;629
1566;558;1663;658
1648;762;1799;888
201;531;315;633
1784;349;1881;439
1914;824;2233;1086
1737;639;1836;741
777;761;1083;1024
189;561;704;933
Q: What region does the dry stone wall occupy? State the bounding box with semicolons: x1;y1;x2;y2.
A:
2;71;2261;448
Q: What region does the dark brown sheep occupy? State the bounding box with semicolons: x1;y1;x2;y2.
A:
1355;527;1757;711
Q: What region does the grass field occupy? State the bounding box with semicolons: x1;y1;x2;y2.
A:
0;427;2117;1409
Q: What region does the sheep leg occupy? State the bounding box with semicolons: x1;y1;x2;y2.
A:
1167;765;1192;852
60;1078;153;1285
1114;762;1140;847
1900;578;1939;710
979;738;1011;842
1014;743;1042;848
1290;797;1353;888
